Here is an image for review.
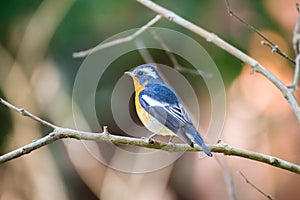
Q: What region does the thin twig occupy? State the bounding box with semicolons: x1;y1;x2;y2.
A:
291;5;300;90
72;14;162;58
147;29;180;66
135;39;155;63
225;0;295;64
0;127;299;175
137;0;300;122
148;29;212;77
0;97;300;175
238;171;273;200
0;98;57;129
215;157;237;200
290;54;300;90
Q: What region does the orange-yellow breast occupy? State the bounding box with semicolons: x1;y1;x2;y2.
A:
135;84;151;126
131;75;176;136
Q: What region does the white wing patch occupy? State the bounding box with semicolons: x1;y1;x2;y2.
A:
142;94;186;124
141;94;190;125
140;94;176;136
140;68;158;79
141;95;166;107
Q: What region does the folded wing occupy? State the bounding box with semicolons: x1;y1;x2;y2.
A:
139;84;194;145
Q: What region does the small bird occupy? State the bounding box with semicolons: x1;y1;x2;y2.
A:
125;64;212;157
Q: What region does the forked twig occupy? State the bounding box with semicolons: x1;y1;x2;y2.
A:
72;14;162;58
0;98;57;129
215;157;237;200
225;0;295;64
135;39;155;63
148;29;212;77
239;171;273;200
290;54;300;90
147;29;179;66
291;3;300;90
0;98;300;176
137;0;300;123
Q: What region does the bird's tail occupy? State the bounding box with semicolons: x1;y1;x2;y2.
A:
184;125;212;157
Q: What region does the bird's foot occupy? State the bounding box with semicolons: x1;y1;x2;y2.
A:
141;135;156;145
167;141;176;149
148;137;155;144
167;135;176;147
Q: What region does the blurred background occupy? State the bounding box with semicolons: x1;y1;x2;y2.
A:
1;0;300;199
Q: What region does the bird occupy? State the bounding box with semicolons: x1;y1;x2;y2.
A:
125;64;212;157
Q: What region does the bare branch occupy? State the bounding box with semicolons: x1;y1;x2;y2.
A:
0;98;57;129
148;29;212;77
225;0;295;64
291;5;300;90
215;157;237;200
238;171;273;200
290;54;300;91
0;96;300;174
147;29;180;66
294;2;300;55
135;39;155;63
1;126;300;175
72;14;162;58
137;0;300;122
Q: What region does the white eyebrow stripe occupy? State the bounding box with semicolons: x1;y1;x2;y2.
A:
140;68;158;79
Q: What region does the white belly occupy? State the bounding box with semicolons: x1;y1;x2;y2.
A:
145;116;176;136
136;106;176;136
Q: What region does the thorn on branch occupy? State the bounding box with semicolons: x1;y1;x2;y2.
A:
249;62;260;75
103;126;109;134
270;157;280;166
19;108;27;116
49;132;56;137
287;84;297;92
271;45;278;53
166;13;175;21
22;147;30;154
250;67;256;75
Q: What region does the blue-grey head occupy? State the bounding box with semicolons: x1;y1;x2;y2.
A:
125;64;164;87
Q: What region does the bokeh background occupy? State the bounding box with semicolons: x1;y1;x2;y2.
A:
1;0;300;199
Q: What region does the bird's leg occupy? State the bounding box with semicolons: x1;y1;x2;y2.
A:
142;133;157;144
147;133;156;144
168;135;176;148
168;135;174;143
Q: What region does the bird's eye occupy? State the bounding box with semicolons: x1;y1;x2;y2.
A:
137;71;144;76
